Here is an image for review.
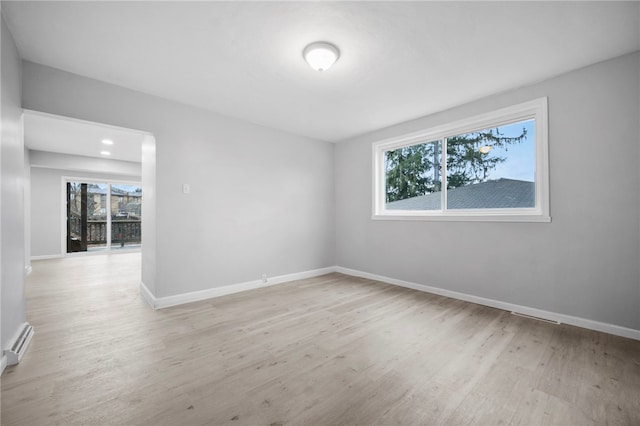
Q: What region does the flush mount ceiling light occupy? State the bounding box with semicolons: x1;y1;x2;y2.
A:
100;151;111;156
303;41;340;72
101;139;114;145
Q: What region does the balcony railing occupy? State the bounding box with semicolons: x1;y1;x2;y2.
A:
69;213;141;250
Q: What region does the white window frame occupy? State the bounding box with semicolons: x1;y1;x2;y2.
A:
372;97;550;222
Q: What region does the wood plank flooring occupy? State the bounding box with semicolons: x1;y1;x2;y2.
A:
2;253;639;425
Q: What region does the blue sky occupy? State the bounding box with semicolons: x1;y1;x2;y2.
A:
482;119;535;182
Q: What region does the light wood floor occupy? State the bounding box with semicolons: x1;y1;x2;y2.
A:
2;253;639;425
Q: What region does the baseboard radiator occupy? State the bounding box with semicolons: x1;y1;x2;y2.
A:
5;323;34;365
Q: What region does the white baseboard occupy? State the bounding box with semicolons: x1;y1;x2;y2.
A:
139;281;157;309
335;266;640;341
140;266;336;310
31;254;64;260
1;355;7;375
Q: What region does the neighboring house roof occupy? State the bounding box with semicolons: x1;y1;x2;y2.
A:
121;203;142;215
84;185;142;197
112;187;142;197
386;178;534;210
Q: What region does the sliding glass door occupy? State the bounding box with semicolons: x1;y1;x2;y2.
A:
111;184;142;249
66;179;142;253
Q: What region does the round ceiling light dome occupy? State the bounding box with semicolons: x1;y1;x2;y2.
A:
303;41;340;72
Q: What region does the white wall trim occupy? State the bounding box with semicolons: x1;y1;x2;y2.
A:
140;267;336;310
31;254;64;261
139;281;157;309
335;266;640;341
1;355;7;375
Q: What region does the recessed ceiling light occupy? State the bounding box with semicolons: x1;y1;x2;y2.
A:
100;151;111;156
102;139;114;145
303;42;340;72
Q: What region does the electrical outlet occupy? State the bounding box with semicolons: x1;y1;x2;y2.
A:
261;273;267;283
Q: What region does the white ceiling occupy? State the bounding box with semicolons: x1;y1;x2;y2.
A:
24;111;144;163
4;1;640;143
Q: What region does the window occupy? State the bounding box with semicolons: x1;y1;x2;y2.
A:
373;98;549;222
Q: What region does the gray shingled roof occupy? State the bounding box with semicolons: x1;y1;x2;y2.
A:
83;185;142;198
386;178;534;210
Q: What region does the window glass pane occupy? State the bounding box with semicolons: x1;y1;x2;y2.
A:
87;183;108;251
67;181;83;253
446;119;535;209
385;140;442;210
111;184;142;249
67;182;108;252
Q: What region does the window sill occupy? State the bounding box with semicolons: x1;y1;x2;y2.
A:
372;213;551;223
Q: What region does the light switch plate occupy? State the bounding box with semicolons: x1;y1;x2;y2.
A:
182;183;190;194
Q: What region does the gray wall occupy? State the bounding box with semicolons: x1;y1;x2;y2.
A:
141;134;157;295
30;164;141;258
335;52;640;331
22;61;335;298
1;14;27;354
